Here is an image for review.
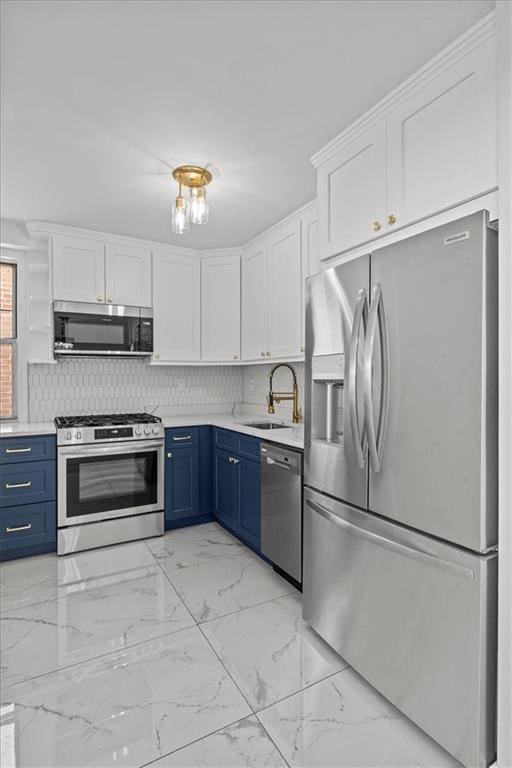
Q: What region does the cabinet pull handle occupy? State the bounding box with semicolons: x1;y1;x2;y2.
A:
6;524;32;533
229;456;239;465
387;214;397;225
154;353;160;359
167;452;173;458
5;447;32;454
371;221;381;232
97;296;103;302
266;352;271;357
107;297;113;303
172;435;191;442
260;352;265;357
5;481;32;489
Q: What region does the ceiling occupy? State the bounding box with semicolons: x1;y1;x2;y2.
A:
1;0;494;249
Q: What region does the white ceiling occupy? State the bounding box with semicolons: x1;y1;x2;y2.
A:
1;0;494;249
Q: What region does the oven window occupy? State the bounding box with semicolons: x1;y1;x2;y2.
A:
66;450;158;517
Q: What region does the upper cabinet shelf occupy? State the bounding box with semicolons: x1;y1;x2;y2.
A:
313;15;497;260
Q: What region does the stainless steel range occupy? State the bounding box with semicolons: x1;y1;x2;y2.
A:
56;413;164;555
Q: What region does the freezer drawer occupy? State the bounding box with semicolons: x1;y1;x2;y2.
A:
303;486;497;768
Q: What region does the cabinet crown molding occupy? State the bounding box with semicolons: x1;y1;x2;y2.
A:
310;10;496;169
25;221;201;259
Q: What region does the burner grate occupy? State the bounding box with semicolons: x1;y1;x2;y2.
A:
54;413;161;428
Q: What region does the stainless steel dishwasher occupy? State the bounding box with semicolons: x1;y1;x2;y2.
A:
261;442;303;586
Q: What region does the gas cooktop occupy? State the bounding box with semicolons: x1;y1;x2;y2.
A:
55;413;164;445
55;413;161;429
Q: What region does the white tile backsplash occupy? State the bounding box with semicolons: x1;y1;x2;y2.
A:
242;363;304;420
28;360;243;422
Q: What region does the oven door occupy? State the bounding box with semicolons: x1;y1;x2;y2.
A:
58;440;164;526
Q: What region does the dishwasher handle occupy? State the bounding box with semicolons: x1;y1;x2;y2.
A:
261;444;302;475
266;456;292;471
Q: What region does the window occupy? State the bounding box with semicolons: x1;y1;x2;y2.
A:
0;261;17;419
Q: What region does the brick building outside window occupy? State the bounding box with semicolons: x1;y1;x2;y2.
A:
0;260;17;419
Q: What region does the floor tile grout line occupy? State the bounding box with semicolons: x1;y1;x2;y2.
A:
143;539;200;629
194;588;297;626
1;622;201;691
254;665;350;719
137;712;289;768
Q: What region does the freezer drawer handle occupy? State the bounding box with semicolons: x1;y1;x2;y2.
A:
348;288;368;469
364;284;390;472
306;497;474;581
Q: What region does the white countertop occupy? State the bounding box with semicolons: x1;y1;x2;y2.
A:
0;421;56;437
0;413;304;449
162;412;304;450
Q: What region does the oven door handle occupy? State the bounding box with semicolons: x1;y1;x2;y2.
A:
58;440;164;457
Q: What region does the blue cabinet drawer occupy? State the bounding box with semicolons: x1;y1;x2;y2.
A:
237;434;261;461
0;460;56;507
165;427;199;449
0;502;56;560
214;428;237;452
0;435;56;464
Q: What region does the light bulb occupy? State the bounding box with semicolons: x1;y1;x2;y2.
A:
189;187;209;225
171;195;190;234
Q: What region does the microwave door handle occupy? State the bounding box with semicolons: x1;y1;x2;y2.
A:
364;284;390;473
348;289;367;469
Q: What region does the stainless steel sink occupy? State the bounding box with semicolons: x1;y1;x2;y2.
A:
241;421;292;430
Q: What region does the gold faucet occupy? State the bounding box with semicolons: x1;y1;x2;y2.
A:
268;363;302;424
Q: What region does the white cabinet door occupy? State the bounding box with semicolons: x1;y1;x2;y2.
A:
387;38;497;229
53;236;105;304
267;220;302;359
242;240;267;361
317;119;387;259
201;254;241;362
301;207;319;352
105;244;152;307
152;252;200;362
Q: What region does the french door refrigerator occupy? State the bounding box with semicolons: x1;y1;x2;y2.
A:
303;211;498;768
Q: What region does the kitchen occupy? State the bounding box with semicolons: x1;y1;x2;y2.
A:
0;2;511;768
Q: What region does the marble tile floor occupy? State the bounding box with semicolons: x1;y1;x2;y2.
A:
0;521;461;768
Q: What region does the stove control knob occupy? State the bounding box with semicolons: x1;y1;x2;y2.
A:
153;426;159;435
66;431;72;440
76;431;82;440
144;428;151;436
135;427;142;436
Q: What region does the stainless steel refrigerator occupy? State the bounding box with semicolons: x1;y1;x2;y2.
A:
303;211;498;768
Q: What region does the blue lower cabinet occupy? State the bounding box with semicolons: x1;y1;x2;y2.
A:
213;445;262;552
164;426;213;529
0;459;56;507
0;501;56;561
165;445;199;523
237;457;261;550
213;449;238;529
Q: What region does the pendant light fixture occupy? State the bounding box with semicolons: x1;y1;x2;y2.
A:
171;165;212;234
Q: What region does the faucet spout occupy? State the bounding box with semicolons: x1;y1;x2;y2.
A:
267;363;302;424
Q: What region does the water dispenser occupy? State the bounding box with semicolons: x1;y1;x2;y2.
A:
311;354;345;444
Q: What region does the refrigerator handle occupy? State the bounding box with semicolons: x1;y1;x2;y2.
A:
348;289;368;469
306;497;474;581
364;283;390;472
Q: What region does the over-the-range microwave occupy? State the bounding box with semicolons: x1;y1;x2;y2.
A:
53;301;153;357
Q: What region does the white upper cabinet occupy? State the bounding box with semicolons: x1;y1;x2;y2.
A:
386;38;497;228
105;244;152;307
53;235;152;307
302;206;320;278
267;220;302;358
153;252;200;362
317;120;388;259
201;254;241;362
53;236;105;304
312;18;497;259
242;240;268;361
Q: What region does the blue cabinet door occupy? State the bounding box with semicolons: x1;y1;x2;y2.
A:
213;449;237;528
165;446;199;523
237;457;261;550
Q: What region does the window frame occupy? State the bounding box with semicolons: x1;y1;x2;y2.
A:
0;249;27;424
